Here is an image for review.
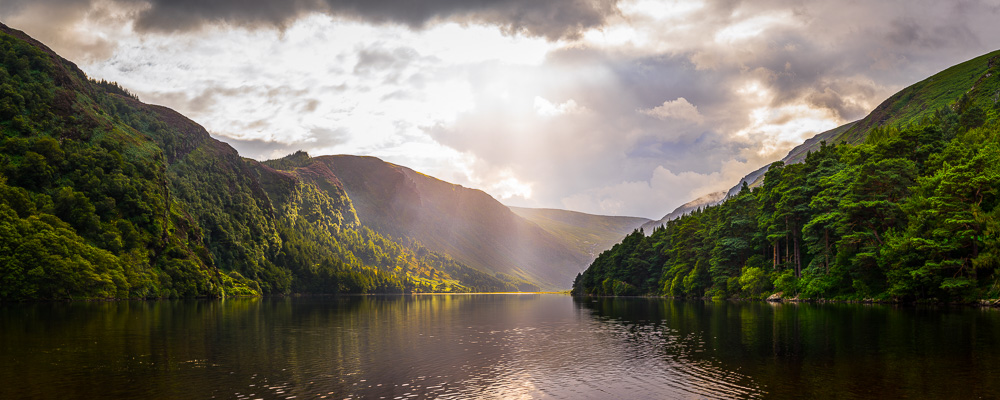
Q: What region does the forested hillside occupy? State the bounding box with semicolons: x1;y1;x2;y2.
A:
312;155;587;289
574;50;1000;303
0;23;531;300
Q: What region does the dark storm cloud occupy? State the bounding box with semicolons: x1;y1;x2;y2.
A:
123;0;622;40
128;0;320;32
0;0;89;15
4;0;621;40
329;0;620;39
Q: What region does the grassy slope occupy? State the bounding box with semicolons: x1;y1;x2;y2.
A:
841;49;1000;142
644;50;1000;231
508;207;650;259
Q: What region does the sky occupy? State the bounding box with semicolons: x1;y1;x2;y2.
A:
3;0;1000;219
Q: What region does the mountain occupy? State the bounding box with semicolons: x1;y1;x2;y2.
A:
575;49;1000;302
640;123;854;232
642;49;1000;233
0;23;533;299
301;155;591;289
508;207;650;259
639;192;726;232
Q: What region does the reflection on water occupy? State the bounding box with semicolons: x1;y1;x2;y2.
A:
1;295;997;399
575;298;1000;399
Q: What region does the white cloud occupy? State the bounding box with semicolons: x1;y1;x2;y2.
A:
714;11;797;44
560;159;756;218
533;96;584;117
9;0;1000;219
639;97;704;124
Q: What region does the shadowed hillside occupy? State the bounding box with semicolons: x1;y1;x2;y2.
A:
0;23;531;299
314;155;591;289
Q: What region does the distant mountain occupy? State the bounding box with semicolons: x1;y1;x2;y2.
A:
640;191;726;232
309;155;592;289
508;207;650;259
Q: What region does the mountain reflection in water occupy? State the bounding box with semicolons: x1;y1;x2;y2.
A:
2;295;997;399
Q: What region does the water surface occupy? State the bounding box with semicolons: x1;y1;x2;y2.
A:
2;295;998;399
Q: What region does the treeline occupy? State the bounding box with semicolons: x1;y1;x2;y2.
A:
574;101;1000;302
0;28;530;300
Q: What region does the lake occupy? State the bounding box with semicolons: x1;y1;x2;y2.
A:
2;294;999;399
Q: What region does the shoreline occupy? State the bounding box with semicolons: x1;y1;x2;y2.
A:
0;291;573;303
570;293;1000;308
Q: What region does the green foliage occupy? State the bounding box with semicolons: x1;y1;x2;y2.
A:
0;28;532;300
575;98;1000;302
772;270;798;296
0;32;57;137
841;50;1000;142
739;266;770;299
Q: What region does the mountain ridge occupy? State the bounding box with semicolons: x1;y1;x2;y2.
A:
508;206;650;259
576;48;1000;300
0;23;544;299
312;154;591;289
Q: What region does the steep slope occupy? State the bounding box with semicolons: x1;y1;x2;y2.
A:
577;49;1000;302
314;155;590;289
642;50;1000;233
839;50;1000;142
0;23;526;299
508;207;650;259
260;152;538;292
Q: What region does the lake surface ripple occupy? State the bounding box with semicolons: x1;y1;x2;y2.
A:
2;295;998;399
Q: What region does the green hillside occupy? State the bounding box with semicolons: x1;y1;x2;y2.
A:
575;50;1000;303
0;23;526;300
841;50;1000;143
312;155;587;289
642;50;1000;233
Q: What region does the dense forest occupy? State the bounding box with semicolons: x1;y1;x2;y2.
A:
574;52;1000;303
0;25;534;300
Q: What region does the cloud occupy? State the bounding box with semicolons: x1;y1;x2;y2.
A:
639;97;704;124
7;0;1000;220
533;96;584;117
560;159;756;217
220;126;350;161
316;0;622;40
4;0;622;41
0;0;132;62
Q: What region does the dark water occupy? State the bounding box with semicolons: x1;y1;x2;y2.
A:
2;295;999;399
